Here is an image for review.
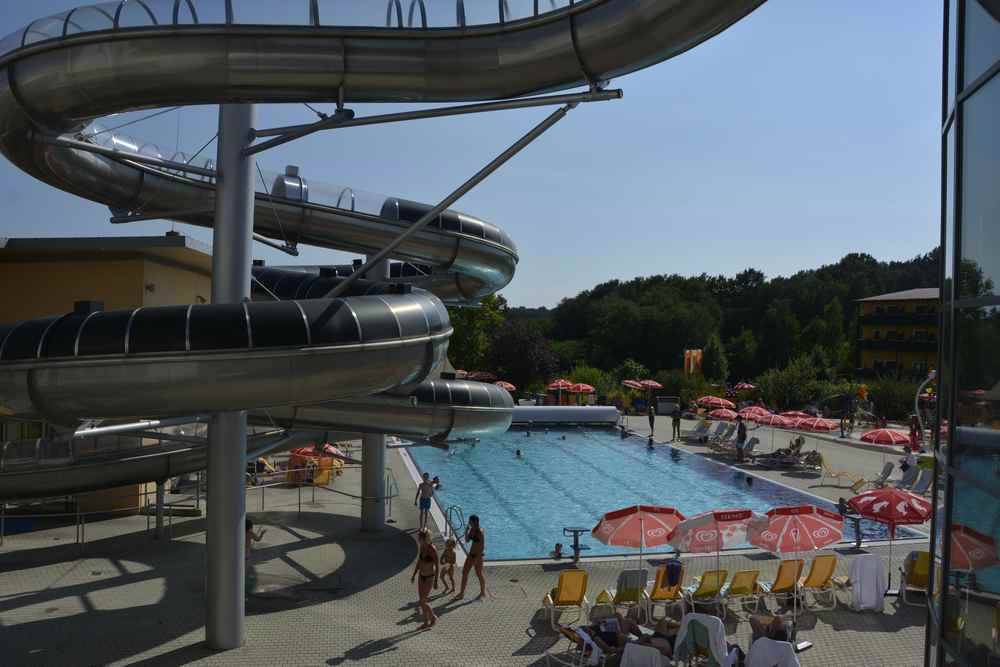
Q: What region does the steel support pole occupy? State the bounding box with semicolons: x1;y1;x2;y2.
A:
361;433;386;532
206;103;255;651
155;480;165;540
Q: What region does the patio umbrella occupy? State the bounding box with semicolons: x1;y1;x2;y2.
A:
860;429;910;446
755;413;793;428
735;382;756;391
796;417;839;432
739;406;771;420
949;525;1000;572
569;382;595;405
494;380;516;392
748;505;844;624
548;378;573;404
592;505;686;567
708;408;738;421
668;508;758;574
849;488;932;589
699;396;736;410
622;379;644;390
639;379;663;390
780;411;812;419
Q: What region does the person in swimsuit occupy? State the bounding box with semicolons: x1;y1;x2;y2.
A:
414;472;435;531
440;538;457;593
410;528;439;628
456;514;487;600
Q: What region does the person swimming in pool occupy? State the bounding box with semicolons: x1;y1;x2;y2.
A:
515;449;523;459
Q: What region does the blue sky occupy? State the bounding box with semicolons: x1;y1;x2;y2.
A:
0;1;942;307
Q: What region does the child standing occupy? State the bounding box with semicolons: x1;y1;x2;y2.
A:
440;538;457;593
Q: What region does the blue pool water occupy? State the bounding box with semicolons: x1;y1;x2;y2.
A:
408;427;923;560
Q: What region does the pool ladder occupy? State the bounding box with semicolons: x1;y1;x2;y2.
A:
445;504;466;541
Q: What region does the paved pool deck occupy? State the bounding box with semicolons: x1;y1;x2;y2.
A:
0;426;929;666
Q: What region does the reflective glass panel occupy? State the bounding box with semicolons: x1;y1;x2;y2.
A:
964;0;1000;87
64;4;117;36
959;75;1000;299
948;0;958;113
21;14;70;46
114;0;166;28
230;0;311;25
954;306;1000;432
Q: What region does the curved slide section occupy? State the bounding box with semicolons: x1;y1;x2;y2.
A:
0;1;761;499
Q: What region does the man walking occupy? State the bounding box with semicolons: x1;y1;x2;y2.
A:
647;403;656;437
671;405;682;441
415;472;435;530
735;415;748;463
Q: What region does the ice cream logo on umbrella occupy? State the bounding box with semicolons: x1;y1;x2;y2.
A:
872;500;890;513
813;527;830;539
647;527;667;539
695;530;718;544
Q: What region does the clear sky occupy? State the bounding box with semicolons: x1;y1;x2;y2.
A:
0;1;942;308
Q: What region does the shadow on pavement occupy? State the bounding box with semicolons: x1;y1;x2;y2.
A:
0;511;414;666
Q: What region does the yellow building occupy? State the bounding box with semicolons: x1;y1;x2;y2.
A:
857;288;939;378
0;233;212;510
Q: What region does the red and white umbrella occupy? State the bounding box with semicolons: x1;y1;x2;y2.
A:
796;417;839;432
622;379;644;390
950;525;1000;572
755;413;794;428
699;396;735;410
569;383;595;394
739;406;771;420
849;488;931;588
668;508;757;553
860;429;910;446
548;379;573;391
780;411;812;419
748;505;844;554
494;380;516;392
708;408;738;421
592;505;686;564
735;382;756;391
639;379;663;390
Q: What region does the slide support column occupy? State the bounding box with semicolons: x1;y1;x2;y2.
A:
361;255;389;533
206;103;256;650
154;480;165;539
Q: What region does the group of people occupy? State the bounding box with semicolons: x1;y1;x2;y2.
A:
645;403;684;442
411;472;488;629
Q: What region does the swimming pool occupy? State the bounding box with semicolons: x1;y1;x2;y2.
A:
407;427;923;560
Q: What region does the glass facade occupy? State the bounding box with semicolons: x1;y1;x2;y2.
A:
928;2;1000;665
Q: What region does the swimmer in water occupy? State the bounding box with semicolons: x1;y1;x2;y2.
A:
515;449;523;459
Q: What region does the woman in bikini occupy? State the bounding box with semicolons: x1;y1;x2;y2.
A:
410;528;439;628
456;514;487;600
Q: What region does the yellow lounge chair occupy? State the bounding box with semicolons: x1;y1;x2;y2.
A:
820;456;863;488
598;568;648;620
643;564;686;620
543;569;590;630
798;555;838;611
684;570;729;619
721;569;761;615
900;551;930;607
758;559;804;613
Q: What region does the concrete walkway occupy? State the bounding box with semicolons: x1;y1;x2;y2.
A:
0;435;928;666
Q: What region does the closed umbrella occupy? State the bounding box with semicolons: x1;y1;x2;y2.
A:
494;380;516;392
860;429;910;446
708;408;738;421
849;488;932;589
592;505;686;567
699;396;736;410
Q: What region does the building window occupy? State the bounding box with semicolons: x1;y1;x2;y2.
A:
888;304;904;314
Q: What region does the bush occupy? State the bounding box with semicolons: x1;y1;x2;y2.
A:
870;376;920;421
756;355;821;411
654;369;711;408
569;363;612;398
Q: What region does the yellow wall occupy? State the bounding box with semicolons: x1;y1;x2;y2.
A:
860;299;938;316
0;258;143;318
140;258;210;307
860;324;937;340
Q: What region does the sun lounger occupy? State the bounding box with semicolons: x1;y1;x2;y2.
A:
851;462;894;493
684;421;712;443
543;569;591;630
747;637;801;667
820;456;864;488
721;570;761;615
643;563;686;620
758;560;804;613
892;465;919;490
899;551;930;607
684;570;728;619
909;468;934;495
798;555;838;611
599;569;648;620
714;424;737;445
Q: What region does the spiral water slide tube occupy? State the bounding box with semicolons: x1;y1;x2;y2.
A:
0;0;764;500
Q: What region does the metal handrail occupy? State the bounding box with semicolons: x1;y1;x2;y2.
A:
445;504;465;541
407;0;428;28
385;0;404;28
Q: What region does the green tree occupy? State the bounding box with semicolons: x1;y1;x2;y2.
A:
612;358;650;382
701;332;729;383
446;294;506;370
487;320;558;391
569;364;612;397
758;300;800;370
757;355;820;410
726;329;758;380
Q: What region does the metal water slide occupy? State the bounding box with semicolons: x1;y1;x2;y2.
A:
0;0;764;500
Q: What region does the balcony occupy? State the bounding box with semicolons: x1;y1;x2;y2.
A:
860;312;939;325
859;337;938;352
